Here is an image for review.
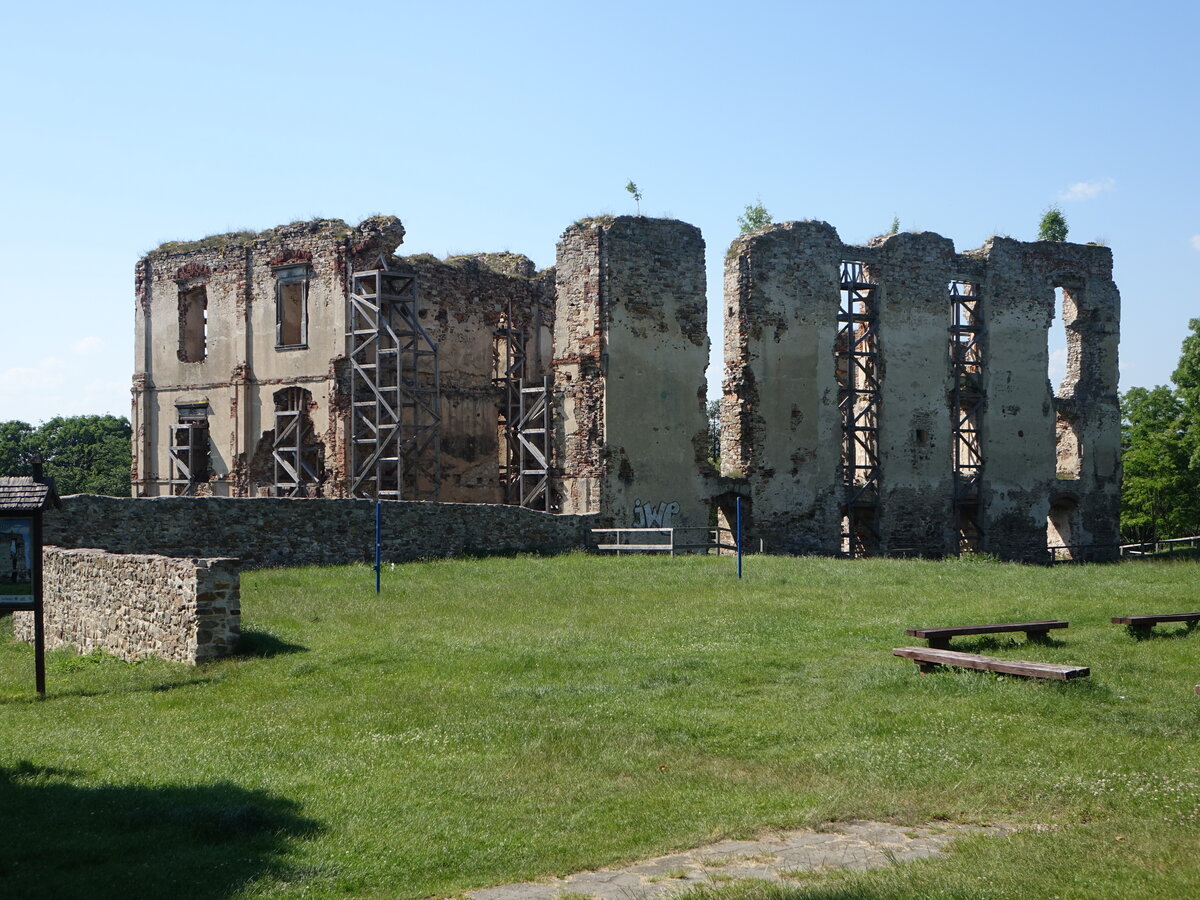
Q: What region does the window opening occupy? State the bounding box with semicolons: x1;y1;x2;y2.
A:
493;302;552;510
168;404;209;495
1051;284;1083;479
275;264;309;349
272;387;322;496
179;286;208;362
949;280;983;553
836;260;880;557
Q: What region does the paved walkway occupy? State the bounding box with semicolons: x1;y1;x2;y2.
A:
466;820;1012;899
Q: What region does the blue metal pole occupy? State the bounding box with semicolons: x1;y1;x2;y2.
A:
736;497;743;579
375;500;381;595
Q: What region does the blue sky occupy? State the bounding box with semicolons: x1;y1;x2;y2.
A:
2;0;1198;423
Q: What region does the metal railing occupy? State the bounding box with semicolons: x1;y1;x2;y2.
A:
591;526;739;556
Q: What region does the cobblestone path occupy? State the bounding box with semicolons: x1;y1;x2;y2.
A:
466;820;1012;899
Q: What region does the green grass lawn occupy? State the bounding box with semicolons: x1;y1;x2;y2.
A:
2;553;1199;899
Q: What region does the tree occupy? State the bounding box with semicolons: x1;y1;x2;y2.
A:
31;415;132;497
1120;386;1200;543
1172;318;1200;468
0;420;35;478
624;180;642;215
888;216;900;235
0;415;132;496
1038;206;1069;242
737;200;772;234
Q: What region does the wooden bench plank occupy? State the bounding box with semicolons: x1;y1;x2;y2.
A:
893;646;1090;681
1112;613;1200;626
905;620;1067;649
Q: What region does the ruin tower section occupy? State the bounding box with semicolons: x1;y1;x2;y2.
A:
552;217;713;530
720;221;844;555
133;217;553;503
976;238;1120;562
722;225;1120;563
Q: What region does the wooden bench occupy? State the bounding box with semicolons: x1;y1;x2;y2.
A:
1112;613;1200;636
905;620;1068;649
893;647;1090;681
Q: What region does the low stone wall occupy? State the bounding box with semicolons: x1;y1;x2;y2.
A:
46;496;597;568
12;547;239;664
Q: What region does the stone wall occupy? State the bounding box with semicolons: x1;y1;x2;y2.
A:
552;217;714;530
46;495;596;568
721;222;1120;563
12;548;239;664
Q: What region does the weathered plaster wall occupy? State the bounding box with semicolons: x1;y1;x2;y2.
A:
553;217;713;529
12;548;239;664
721;222;843;554
46;495;596;567
722;224;1120;562
134;217;405;498
397;253;554;503
136;218;555;505
977;238;1121;561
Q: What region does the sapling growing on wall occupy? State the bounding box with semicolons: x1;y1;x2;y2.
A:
625;180;642;215
889;216;900;235
737;200;772;234
1038;206;1069;242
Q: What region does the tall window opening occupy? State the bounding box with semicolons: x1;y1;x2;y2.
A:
1050;283;1083;479
836;260;881;557
275;265;309;349
949;280;983;552
272;387;323;496
179;286;208;362
168;404;210;495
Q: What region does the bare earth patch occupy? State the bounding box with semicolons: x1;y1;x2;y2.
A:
465;820;1014;899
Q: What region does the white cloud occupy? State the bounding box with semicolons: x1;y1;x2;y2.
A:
1190;234;1200;252
72;336;103;355
1058;178;1115;202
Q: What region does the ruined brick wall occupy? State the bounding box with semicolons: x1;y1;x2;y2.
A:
723;223;1120;563
46;495;596;567
136;217;555;507
134;217;405;499
396;253;554;503
553;217;713;529
12;548;239;664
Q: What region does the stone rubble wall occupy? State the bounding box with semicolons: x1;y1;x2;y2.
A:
721;222;1120;563
12;547;239;665
46;495;597;568
552;217;714;529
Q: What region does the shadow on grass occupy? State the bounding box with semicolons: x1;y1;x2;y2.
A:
952;634;1068;653
1125;624;1197;642
0;761;320;899
236;626;307;658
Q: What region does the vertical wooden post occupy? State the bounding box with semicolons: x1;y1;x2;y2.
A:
33;510;45;698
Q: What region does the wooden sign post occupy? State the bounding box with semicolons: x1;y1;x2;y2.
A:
0;460;58;698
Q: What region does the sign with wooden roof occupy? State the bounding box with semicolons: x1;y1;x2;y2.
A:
0;465;57;695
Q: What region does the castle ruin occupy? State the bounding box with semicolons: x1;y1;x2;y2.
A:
133;213;1120;564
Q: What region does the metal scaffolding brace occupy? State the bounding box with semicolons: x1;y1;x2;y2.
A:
347;264;441;500
168;423;208;496
494;304;551;510
837;261;881;556
272;387;322;497
949;280;984;552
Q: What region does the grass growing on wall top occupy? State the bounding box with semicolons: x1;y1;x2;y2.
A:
1;554;1199;898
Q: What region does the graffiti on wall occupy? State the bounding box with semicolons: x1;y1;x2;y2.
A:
632;499;680;528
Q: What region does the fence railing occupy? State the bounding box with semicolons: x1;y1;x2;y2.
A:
591;526;739;556
1119;536;1200;558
